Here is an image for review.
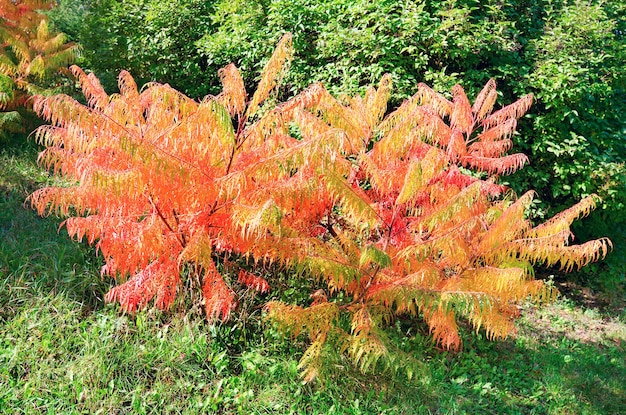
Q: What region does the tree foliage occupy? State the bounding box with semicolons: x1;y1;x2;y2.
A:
47;0;214;98
502;0;626;288
30;35;610;380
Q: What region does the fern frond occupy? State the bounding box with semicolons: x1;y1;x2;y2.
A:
104;258;180;313
33;93;93;130
374;107;451;161
292;106;333;141
482;94;533;129
415;83;453;117
234;129;349;190
298;336;326;383
422;181;482;232
334;230;362;262
359;153;405;198
526;195;599;239
364;73;392;129
446;129;467;160
311;87;371;153
461;153;529;175
423;306;461;351
395;148;447;205
70;65;109;110
472;79;498;121
28;186;83;217
217;63;247;117
509;236;612;272
118;69;139;100
396;161;426;204
457;266;537;302
323;169;380;230
231;109;291;158
467;138;513;158
265;301;340;340
347;306;389;372
302;251;361;293
238;270;270;293
246;33;293;118
366;267;440;313
202;259;236;321
477;191;534;255
278;82;326;120
28;54;45;78
179;232;213;268
0;53;18;78
359;244;392;270
475;118;517;142
265;302;345;381
450;84;473;136
467;303;516;341
206;99;237;150
232;198;283;239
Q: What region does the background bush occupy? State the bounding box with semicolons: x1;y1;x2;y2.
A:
49;0;215;98
49;0;626;291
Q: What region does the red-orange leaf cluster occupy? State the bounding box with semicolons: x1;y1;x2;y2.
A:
238;270;270;294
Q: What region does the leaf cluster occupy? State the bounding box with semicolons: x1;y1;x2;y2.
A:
0;0;80;140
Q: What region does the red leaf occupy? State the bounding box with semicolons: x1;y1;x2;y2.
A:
238;270;270;294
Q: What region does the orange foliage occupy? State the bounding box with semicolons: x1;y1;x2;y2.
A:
30;35;610;381
0;0;79;110
238;270;270;294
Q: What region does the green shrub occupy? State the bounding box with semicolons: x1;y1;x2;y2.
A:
48;0;216;98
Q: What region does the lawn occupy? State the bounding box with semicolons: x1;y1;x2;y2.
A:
1;139;625;414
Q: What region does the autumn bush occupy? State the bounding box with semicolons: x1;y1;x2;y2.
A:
29;35;610;380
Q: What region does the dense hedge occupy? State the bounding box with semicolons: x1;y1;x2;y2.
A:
49;0;626;289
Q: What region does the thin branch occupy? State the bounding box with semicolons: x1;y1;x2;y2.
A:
148;194;186;248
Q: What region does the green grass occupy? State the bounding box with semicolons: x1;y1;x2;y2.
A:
1;139;625;414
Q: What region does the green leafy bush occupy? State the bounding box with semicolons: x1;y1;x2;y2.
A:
197;0;518;101
500;0;626;290
48;0;215;98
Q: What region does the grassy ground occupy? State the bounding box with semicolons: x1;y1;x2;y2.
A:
1;139;625;414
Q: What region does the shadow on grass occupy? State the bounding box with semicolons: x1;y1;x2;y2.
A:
1;140;110;318
422;311;626;415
